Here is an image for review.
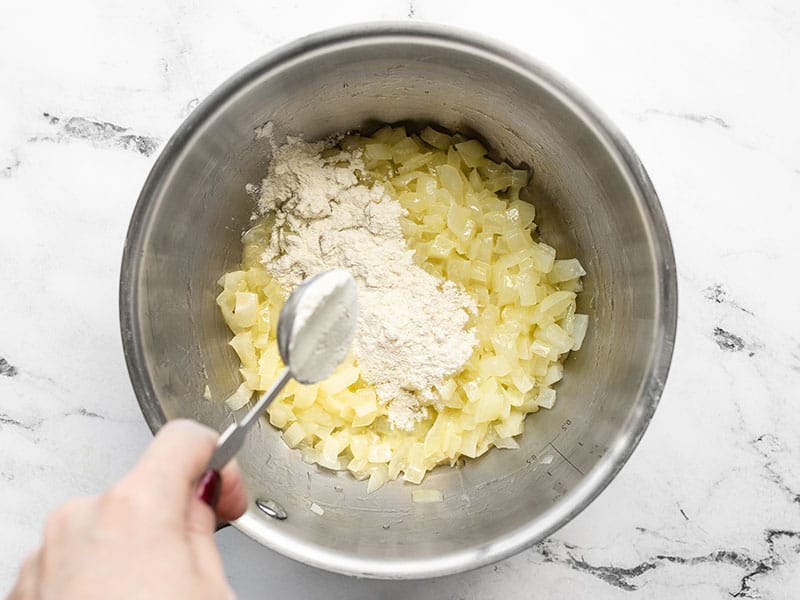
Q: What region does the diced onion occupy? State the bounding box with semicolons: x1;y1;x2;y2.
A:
536;387;557;409
225;382;252;411
550;259;586;283
420;126;452;150
215;125;588;488
412;489;444;503
572;314;589;351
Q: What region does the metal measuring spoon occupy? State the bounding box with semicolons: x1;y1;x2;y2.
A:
198;269;358;502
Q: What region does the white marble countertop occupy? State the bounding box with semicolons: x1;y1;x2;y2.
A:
2;1;799;598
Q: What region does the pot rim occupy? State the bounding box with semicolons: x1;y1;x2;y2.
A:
119;21;678;579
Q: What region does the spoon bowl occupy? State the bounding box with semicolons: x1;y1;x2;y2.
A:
277;268;358;384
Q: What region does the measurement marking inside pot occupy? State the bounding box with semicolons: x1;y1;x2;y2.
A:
548;443;584;476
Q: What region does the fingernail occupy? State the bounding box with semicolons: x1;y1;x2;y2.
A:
197;469;221;508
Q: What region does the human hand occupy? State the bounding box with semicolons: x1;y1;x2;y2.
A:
8;419;247;600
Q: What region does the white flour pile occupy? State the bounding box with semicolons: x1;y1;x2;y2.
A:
256;136;477;430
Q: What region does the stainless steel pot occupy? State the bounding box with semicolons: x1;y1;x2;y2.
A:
120;23;677;579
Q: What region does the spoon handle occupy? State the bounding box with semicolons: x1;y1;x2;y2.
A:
205;367;293;474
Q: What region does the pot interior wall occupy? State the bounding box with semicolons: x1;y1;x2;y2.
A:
128;33;667;575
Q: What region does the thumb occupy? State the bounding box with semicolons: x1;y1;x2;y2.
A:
125;420;247;526
127;419;218;512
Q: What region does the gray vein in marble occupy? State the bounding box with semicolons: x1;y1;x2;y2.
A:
646;108;731;129
635;526;692;544
700;280;793;369
0;360;72;394
71;408;104;419
751;433;800;508
533;531;799;595
30;113;161;156
558;555;657;590
733;530;800;598
407;1;416;18
656;550;757;571
713;326;748;353
0;414;34;431
704;283;754;315
0;357;18;377
22;369;69;394
0;408;104;432
791;345;800;374
1;152;20;178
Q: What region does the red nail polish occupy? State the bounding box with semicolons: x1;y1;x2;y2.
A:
197;469;221;508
